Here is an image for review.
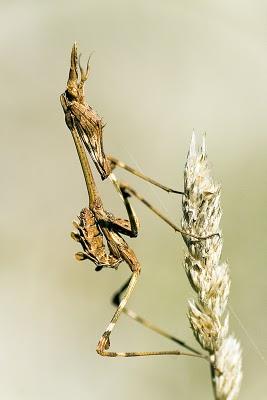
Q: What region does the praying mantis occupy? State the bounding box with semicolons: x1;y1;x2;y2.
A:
60;43;215;359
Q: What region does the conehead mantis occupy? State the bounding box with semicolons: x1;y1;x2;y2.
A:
60;43;217;358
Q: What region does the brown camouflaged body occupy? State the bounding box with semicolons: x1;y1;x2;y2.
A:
72;207;140;272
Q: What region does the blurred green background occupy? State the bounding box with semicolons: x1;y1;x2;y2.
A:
1;1;266;399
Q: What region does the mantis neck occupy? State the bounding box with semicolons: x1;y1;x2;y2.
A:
70;124;98;208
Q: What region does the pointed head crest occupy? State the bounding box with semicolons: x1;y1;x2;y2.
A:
66;43;79;99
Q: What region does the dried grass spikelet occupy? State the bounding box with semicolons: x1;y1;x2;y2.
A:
215;336;243;400
182;133;242;399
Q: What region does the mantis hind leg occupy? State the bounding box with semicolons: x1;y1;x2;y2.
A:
112;277;202;356
96;270;139;356
96;271;206;359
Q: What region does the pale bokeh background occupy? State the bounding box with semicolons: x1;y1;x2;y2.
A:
1;1;267;399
